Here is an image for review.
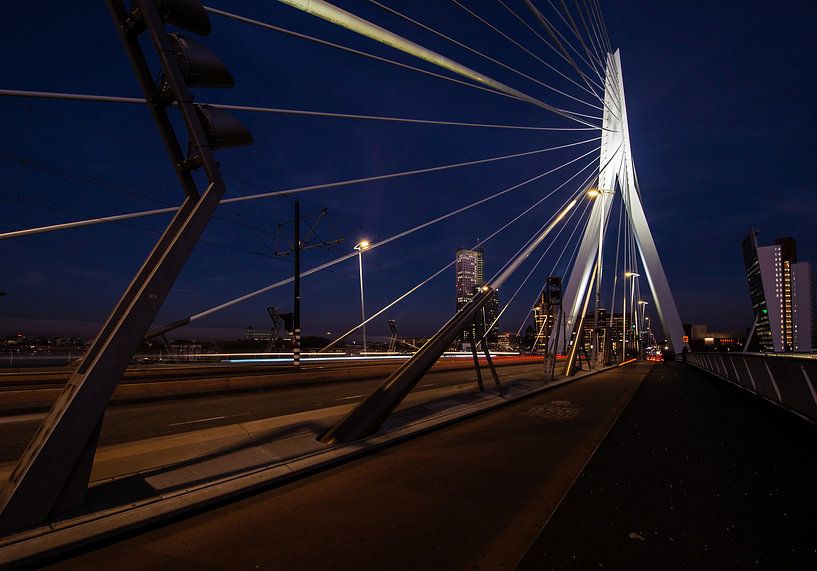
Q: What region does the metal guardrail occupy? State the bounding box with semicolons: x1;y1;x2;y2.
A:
687;352;817;424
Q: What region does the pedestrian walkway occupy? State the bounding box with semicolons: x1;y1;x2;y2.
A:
519;362;817;569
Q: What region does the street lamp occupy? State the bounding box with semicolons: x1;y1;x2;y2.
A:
621;272;640;359
637;300;648;357
354;240;370;353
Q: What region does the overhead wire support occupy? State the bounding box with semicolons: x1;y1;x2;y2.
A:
365;0;601;111
264;0;600;127
0;138;600;240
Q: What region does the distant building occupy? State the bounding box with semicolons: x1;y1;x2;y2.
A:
455;247;498;346
455;248;484;310
683;323;743;352
742;230;815;352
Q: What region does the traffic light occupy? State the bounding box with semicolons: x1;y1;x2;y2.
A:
281;313;295;333
121;0;252;161
546;276;562;304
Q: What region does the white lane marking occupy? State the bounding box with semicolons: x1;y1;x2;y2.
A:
168;412;249;427
0;412;46;425
335;394;366;401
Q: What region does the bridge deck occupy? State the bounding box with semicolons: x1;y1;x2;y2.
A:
41;362;817;569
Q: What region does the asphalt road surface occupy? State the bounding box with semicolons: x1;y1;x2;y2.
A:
41;363;650;570
0;362;544;463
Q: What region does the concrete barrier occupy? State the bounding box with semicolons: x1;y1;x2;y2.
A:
687;352;817;423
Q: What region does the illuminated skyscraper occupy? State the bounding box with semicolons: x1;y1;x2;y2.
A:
455;247;498;345
455;248;484;310
743;230;815;352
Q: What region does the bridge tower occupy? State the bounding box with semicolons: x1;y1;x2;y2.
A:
556;50;684;355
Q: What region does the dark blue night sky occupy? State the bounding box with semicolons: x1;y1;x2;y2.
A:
1;1;815;342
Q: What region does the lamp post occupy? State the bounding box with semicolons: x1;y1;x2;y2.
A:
355;240;370;354
623;272;639;358
637;300;648;358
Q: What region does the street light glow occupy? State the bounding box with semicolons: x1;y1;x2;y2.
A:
355;240;370;251
587;188;601;198
625;272;640;277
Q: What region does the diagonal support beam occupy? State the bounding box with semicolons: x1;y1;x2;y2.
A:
321;198;580;444
0;0;250;533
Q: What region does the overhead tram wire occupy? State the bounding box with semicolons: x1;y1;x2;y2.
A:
146;150;601;336
0;138;600;240
0;151;287;237
366;0;601;111
256;2;600;127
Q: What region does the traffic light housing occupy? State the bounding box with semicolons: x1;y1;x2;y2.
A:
281;313;295;333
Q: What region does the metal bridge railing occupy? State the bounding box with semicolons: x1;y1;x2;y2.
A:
687;352;817;424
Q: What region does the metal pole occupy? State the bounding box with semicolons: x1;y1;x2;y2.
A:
565;263;597;376
293;200;301;368
592;192;604;362
622;274;628;361
358;248;367;353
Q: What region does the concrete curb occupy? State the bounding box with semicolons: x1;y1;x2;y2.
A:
0;364;618;568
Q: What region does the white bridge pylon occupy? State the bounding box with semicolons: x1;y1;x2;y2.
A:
555;50;685;353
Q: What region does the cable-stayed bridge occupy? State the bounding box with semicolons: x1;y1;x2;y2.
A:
1;1;816;567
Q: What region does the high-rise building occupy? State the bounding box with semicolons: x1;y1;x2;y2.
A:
742;230;815;352
455;247;498;345
455;248;484;310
